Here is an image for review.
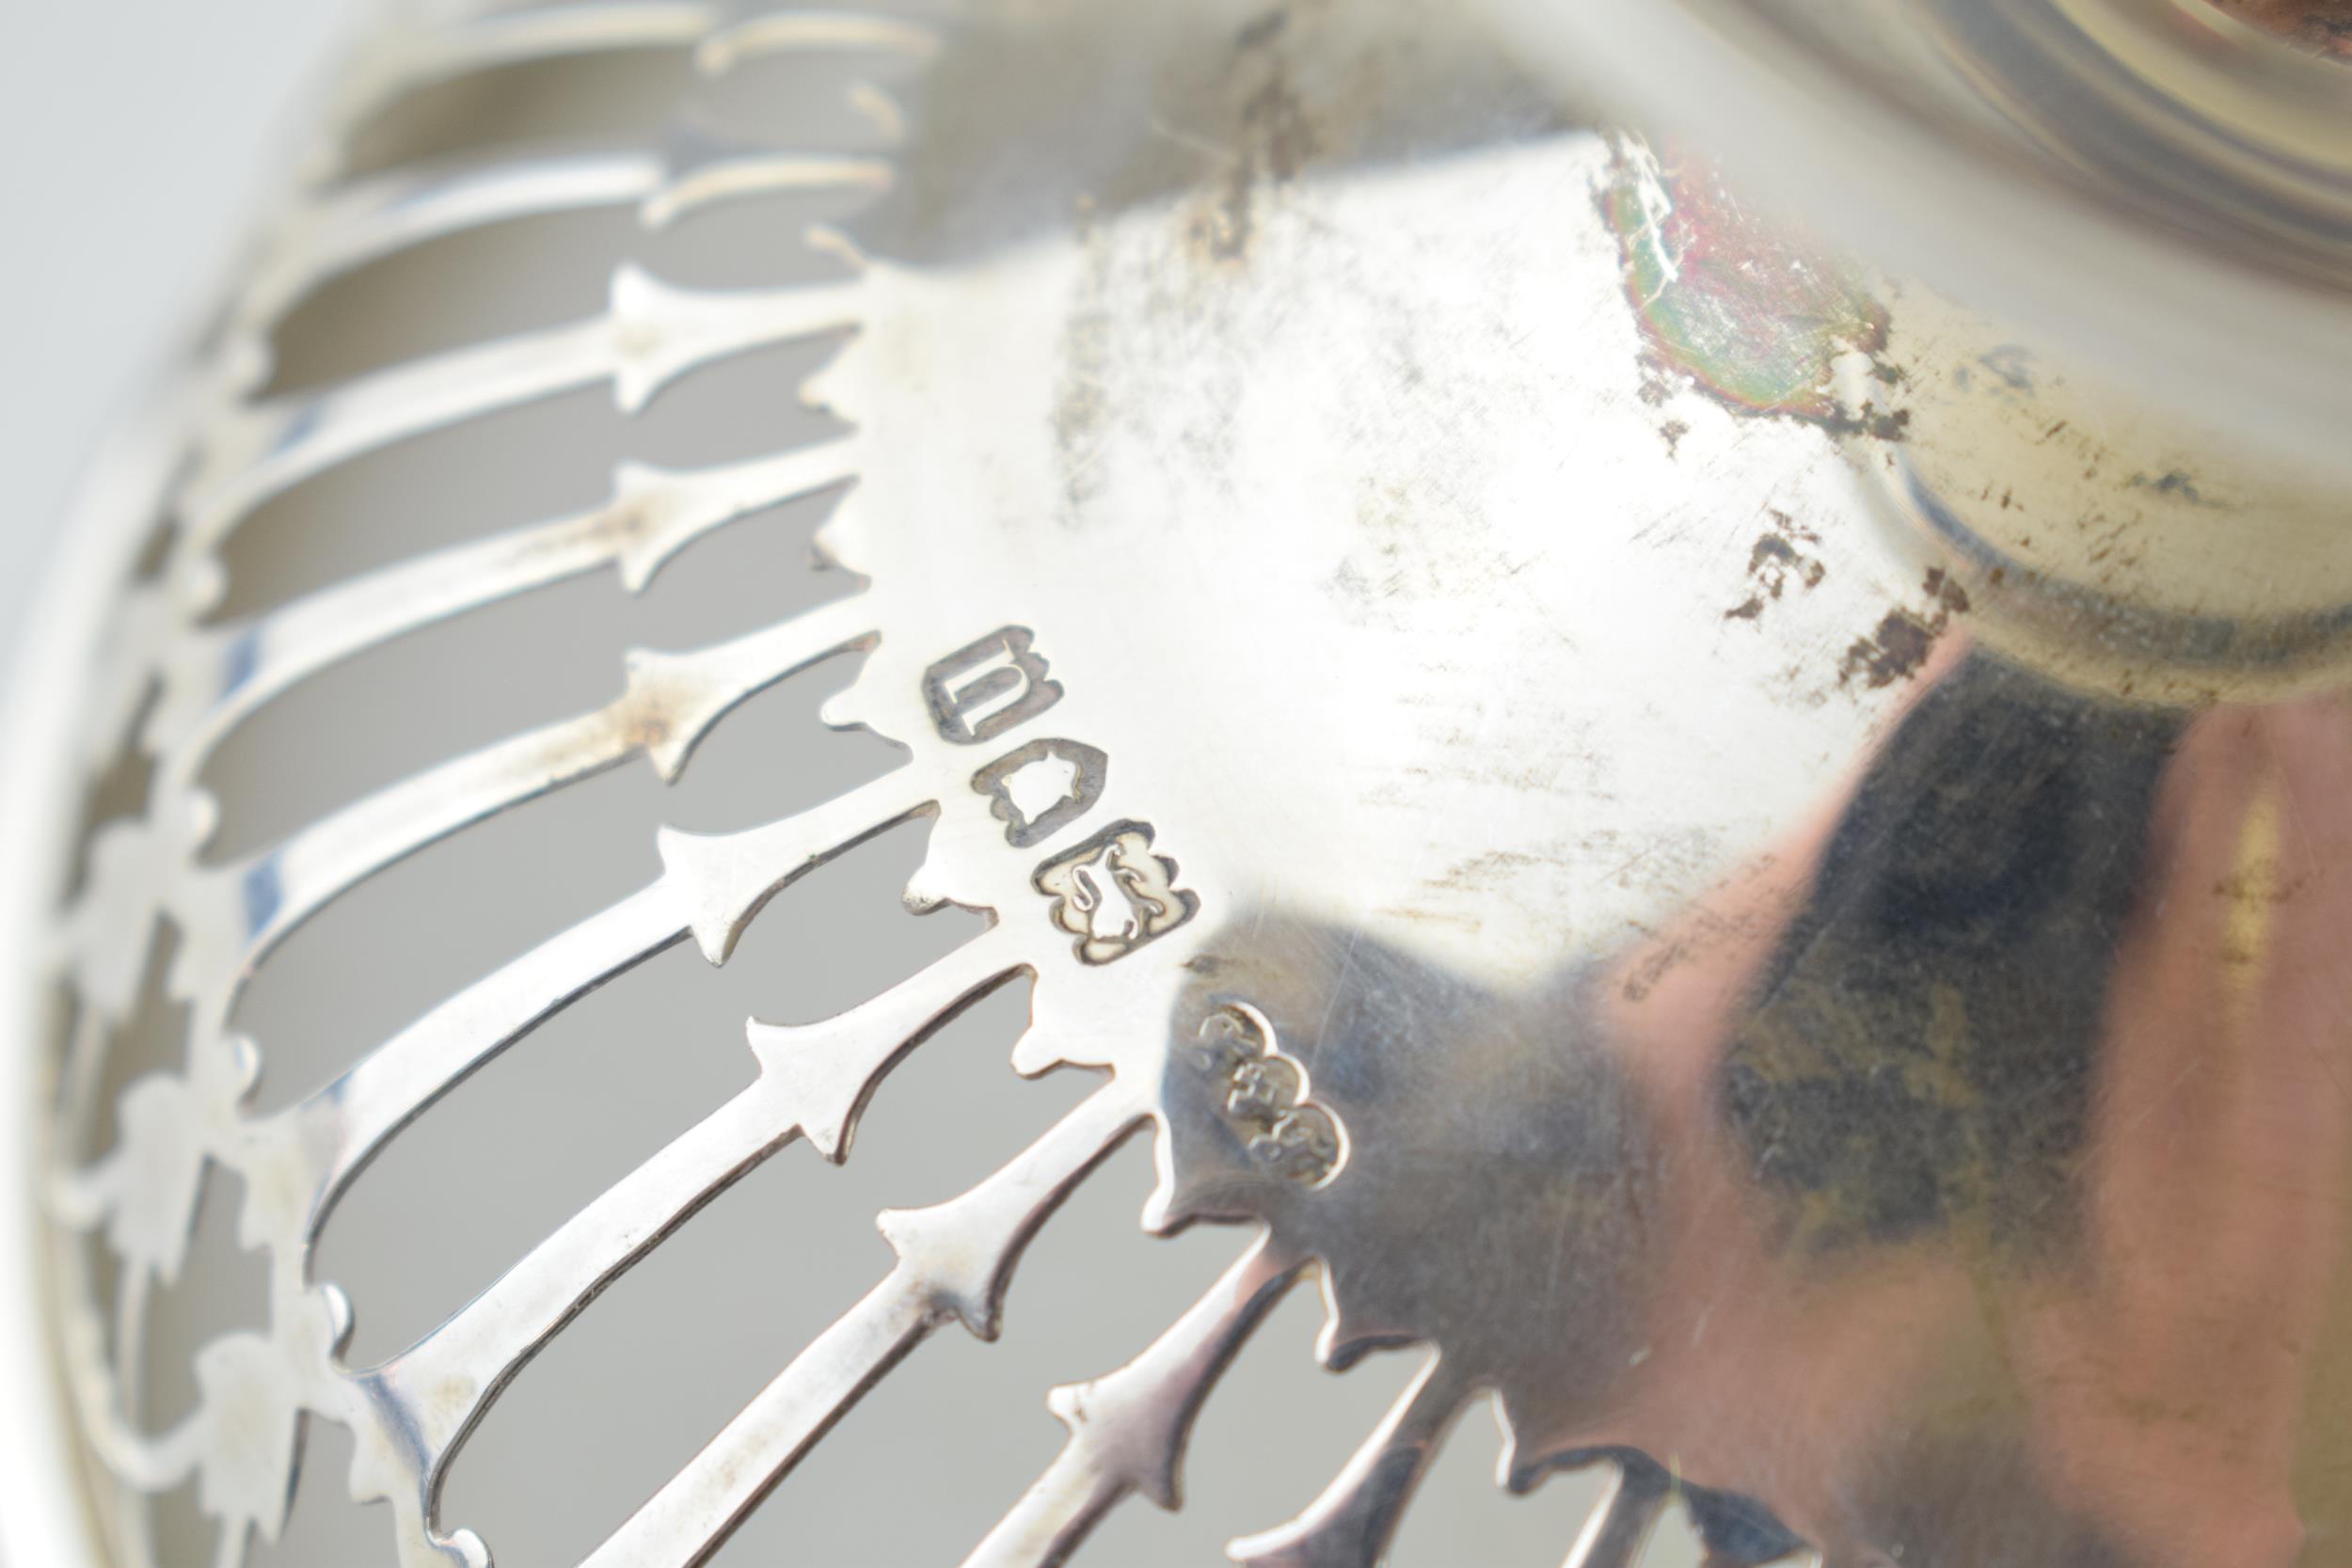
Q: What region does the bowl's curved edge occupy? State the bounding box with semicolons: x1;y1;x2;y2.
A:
0;391;189;1568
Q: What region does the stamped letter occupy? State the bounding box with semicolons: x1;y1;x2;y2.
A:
924;626;1063;745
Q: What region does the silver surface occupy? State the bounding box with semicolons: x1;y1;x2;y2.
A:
1491;0;2352;472
9;3;2352;1567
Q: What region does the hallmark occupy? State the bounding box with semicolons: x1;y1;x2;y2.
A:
974;738;1108;848
924;626;1064;745
1190;1001;1345;1188
921;628;1201;956
1035;821;1200;965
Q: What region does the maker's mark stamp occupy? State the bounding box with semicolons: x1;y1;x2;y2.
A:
1191;1001;1345;1187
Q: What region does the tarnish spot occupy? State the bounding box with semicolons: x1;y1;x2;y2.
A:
1840;568;1972;689
2210;0;2352;56
1724;509;1828;624
1187;8;1322;264
2128;469;2225;510
1600;136;1904;438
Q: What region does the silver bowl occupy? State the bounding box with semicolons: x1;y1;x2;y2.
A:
7;4;2350;1566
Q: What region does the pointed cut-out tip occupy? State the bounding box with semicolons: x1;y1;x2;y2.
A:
806;220;870;274
694;12;945;79
1309;1284;1393;1373
1010;1016;1128;1080
294;134;349;195
652;825;754;964
178;552;230;621
745;1017;862;1164
1044;1378;1184;1506
642;151;895;231
816;684;873;733
850;80;910;144
1136;1117;1198;1236
215;333;275;403
808;507;858;574
1224;1519;1330;1568
1488;1390;1549;1497
1137;1185;1182;1237
606;468;682;596
798;364;861;437
318;1281;358;1360
1502;1453;1548;1498
875;1204;1003;1341
436;1526;493;1568
900;863;952;916
224;1033;265;1103
1042;1381;1085;1424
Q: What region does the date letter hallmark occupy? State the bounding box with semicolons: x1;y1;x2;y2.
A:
924;626;1064;745
1035;821;1200;965
1191;1002;1346;1188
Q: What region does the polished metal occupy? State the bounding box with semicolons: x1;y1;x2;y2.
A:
8;3;2352;1567
1495;0;2352;470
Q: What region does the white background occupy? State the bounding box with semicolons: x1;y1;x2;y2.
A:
0;1;360;665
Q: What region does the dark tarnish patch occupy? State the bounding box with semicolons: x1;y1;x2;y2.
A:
1234;7;1289;50
1841;568;1972;689
1976;344;2036;394
1053;200;1116;515
2211;0;2352;56
1189;9;1323;264
1724;508;1828;624
1425;848;1549;894
1599;137;1906;439
1720;657;2183;1258
2127;469;2223;509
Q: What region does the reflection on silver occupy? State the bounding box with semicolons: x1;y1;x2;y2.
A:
1492;0;2352;470
10;3;2352;1568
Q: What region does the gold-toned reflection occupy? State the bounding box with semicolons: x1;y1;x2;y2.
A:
1166;641;2352;1567
2210;0;2352;58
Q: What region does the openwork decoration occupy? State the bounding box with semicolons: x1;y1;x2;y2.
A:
29;5;1732;1564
